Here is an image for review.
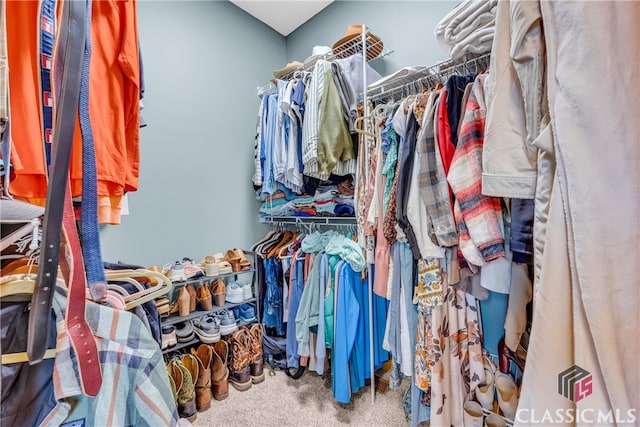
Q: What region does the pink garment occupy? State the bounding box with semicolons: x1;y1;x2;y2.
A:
373;175;390;297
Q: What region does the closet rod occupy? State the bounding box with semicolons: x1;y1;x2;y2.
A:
366;52;491;102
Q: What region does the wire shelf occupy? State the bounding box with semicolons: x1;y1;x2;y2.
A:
366;52;491;102
257;28;393;96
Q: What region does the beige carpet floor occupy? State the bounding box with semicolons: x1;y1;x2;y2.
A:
191;368;410;427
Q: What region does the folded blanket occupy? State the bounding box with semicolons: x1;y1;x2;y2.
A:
435;0;497;47
449;27;495;59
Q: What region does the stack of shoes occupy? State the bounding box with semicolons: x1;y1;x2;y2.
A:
471;350;517;426
190;345;213;413
193;315;221;344
211;341;230;400
167;359;197;423
211;279;226;306
228;327;253;391
248;323;265;384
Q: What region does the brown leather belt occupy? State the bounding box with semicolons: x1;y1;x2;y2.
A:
28;0;102;396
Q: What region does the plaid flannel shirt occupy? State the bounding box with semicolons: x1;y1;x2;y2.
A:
447;74;505;262
417;91;458;247
40;286;178;427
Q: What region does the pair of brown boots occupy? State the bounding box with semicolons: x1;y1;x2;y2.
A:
189;341;230;413
228;324;264;391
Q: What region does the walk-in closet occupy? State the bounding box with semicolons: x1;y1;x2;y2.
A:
1;1;638;426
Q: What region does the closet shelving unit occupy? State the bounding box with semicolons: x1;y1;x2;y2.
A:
257;26;383;404
160;251;259;356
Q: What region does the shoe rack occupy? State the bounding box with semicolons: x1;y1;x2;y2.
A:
161;250;259;356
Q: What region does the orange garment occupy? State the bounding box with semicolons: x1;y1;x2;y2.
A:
6;0;48;204
7;0;140;224
69;0;140;224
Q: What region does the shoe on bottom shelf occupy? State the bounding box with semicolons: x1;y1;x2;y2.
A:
212;340;230;400
161;325;178;350
485;414;507;427
167;360;197;423
249;323;265;384
463;400;484;427
228;327;252;391
175;320;195;343
216;309;239;336
226;281;244;304
193;315;221;344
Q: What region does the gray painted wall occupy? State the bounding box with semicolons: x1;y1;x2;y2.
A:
286;1;458;77
100;0;458;267
99;1;282;266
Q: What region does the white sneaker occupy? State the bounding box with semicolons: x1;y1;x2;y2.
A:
164;261;187;283
241;282;253;300
226;282;244;304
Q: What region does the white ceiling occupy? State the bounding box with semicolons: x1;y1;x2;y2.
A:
229;0;334;36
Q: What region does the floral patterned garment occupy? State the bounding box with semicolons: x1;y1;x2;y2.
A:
428;287;483;426
414;258;445;394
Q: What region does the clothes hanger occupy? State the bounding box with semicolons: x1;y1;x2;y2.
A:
104;269;172;310
354;114;376;137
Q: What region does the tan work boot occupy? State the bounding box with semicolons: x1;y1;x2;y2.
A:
228;327;252;391
167;359;197;422
211;341;230;400
249;323;265;384
190;344;213;412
